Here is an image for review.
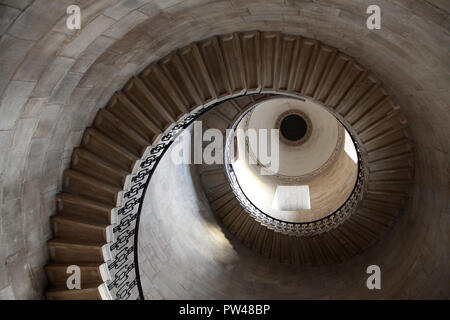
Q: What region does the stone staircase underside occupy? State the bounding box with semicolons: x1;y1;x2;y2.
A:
45;31;414;299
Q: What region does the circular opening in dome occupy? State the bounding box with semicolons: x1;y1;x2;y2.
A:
280;114;308;141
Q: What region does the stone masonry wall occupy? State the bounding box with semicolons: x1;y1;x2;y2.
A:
0;0;448;299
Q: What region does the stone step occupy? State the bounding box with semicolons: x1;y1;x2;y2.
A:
72;148;129;188
45;262;108;287
81;127;139;172
94;108;148;157
63;169;123;207
56;193;115;225
106;92;162;144
123;77;175;131
140;64;189;120
45;282;108;300
50;215;111;244
47;239;109;264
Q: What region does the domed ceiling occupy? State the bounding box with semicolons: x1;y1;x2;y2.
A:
0;0;448;301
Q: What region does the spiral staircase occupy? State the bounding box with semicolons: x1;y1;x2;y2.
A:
43;31;414;299
197;93;413;264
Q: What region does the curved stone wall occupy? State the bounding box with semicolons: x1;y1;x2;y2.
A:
0;0;448;299
139;121;445;299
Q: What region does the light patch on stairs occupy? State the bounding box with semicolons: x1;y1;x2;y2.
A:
272;185;311;211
